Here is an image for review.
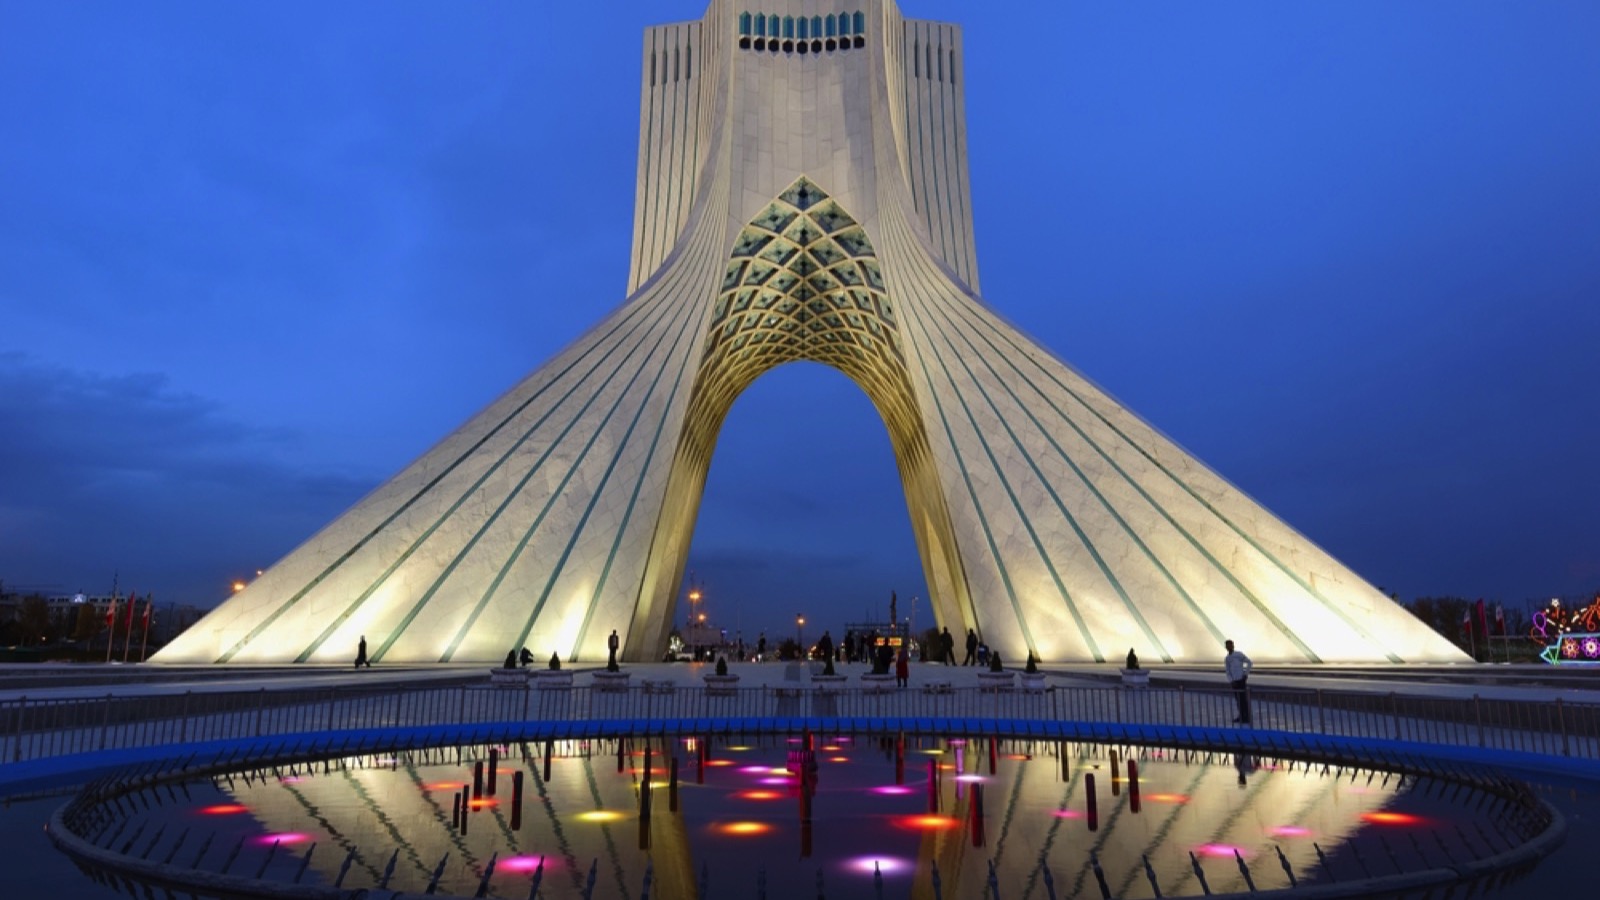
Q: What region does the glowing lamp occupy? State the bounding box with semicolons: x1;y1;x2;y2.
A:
200;804;248;816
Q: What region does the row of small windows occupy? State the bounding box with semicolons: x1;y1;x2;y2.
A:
737;11;867;52
910;39;956;85
649;41;693;86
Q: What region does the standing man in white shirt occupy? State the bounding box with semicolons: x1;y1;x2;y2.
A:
1224;640;1253;725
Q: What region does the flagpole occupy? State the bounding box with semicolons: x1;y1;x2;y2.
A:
139;597;153;662
104;596;117;663
122;592;136;663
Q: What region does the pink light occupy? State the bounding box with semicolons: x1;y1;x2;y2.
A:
500;856;546;873
1197;844;1247;859
1270;826;1313;837
955;774;985;783
1053;809;1084;819
254;832;310;846
758;777;792;786
871;785;913;796
845;855;910;875
278;776;305;784
947;739;967;746
739;765;768;775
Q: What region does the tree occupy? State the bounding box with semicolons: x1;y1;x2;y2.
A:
17;596;51;644
71;604;104;643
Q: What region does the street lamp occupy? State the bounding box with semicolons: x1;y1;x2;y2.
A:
796;614;805;658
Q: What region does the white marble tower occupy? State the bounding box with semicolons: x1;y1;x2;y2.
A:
156;1;1466;666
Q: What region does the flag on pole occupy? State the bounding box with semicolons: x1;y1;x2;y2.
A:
104;599;116;630
1494;604;1506;635
1461;607;1472;634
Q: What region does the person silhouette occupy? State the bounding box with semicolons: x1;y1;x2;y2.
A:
355;635;370;669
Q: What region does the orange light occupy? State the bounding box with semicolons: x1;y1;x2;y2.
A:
716;821;772;836
424;781;465;791
895;814;960;831
735;790;782;801
1145;793;1189;804
467;798;498;809
1361;811;1423;826
706;759;736;767
828;756;849;763
231;582;246;593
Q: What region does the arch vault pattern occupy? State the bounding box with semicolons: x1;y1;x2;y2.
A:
157;0;1465;666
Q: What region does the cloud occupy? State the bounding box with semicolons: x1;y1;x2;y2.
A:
0;353;374;601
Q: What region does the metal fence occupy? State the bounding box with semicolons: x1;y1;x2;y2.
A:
5;679;1599;766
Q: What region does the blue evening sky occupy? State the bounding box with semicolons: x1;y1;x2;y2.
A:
2;1;1597;639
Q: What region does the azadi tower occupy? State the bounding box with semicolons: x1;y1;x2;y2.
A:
158;1;1466;666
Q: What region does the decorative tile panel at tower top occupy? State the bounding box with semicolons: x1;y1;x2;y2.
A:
156;1;1467;665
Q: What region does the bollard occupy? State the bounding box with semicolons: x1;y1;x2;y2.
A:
425;852;449;893
1275;844;1297;887
990;735;998;775
293;843;317;884
928;760;939;813
453;791;462;829
970;783;985;847
525;856;545;900
488;747;499;796
1141;854;1162;898
473;760;484;798
1128;759;1141;813
1089;850;1112;900
254;839;281;879
1188;851;1211;896
474;850;498;898
219;835;244;875
511;770;524;831
379;848;398;889
1233;849;1255;892
670;756;680;812
1313;842;1337;882
1085;773;1099;831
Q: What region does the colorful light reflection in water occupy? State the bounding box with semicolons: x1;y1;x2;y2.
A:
124;737;1504;899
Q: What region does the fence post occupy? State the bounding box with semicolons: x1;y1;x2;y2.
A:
180;692;191;743
1474;694;1484;747
255;688;266;737
1557;698;1570;757
100;693;113;751
1389;693;1399;740
12;697;25;762
1316;690;1325;734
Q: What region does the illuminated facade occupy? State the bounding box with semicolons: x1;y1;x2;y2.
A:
156;1;1466;665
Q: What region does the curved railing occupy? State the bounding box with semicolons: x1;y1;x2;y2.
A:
5;679;1599;767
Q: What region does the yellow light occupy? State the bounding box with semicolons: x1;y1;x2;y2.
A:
689;589;702;602
717;821;772;836
232;582;246;593
578;810;624;823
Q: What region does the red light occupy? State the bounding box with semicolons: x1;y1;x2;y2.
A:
468;798;498;809
200;804;248;815
424;781;465;791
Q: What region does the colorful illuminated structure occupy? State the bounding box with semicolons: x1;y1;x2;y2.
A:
1530;594;1600;665
155;1;1468;666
